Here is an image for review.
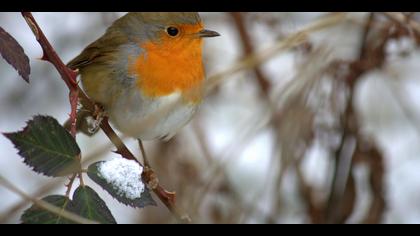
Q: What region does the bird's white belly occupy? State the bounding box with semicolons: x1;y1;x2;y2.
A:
109;91;198;140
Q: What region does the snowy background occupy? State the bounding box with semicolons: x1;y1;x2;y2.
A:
1;12;420;224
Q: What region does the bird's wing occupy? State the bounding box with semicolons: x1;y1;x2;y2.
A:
67;30;129;70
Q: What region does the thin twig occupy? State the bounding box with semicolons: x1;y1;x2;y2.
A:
0;175;98;224
384;12;420;35
135;139;190;221
230;12;271;96
0;180;64;223
100;116;138;162
21;12;84;193
21;12;79;137
138;139;150;168
360;144;385;224
359;13;375;60
64;173;77;197
325;14;391;223
325;14;377;223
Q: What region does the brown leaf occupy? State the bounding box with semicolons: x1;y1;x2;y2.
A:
0;26;30;83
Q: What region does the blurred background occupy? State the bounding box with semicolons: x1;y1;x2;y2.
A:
1;12;420;224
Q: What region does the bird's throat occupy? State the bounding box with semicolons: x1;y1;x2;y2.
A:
130;38;205;103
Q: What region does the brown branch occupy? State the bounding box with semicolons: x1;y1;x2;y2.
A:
21;12;79;137
358;13;375;60
99;116;138;161
383;12;420;45
361;144;385;224
295;163;327;223
230;12;271;97
22;12;82;197
21;12;189;224
383;12;420;35
325;14;391;223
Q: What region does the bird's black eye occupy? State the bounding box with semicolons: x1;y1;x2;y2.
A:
166;27;179;37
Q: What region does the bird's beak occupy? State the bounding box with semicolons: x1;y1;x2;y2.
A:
198;29;220;38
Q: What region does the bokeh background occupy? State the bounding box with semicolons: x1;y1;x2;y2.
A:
1;12;420;224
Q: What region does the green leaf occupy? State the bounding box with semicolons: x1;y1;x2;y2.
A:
87;161;156;208
21;188;116;224
72;186;116;224
0;26;30;82
3;115;81;177
21;195;75;224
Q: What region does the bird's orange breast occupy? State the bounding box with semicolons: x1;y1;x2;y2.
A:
129;24;205;102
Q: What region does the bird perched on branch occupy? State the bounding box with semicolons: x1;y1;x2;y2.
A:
67;12;220;140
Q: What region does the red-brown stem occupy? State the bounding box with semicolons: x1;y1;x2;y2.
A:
21;12;188;223
99;117;138;162
21;12;79;137
69;89;79;137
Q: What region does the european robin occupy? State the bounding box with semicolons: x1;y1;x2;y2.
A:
67;12;220;140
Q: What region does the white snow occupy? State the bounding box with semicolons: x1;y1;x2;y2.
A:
98;158;145;200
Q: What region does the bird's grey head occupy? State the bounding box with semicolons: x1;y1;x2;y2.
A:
111;12;203;43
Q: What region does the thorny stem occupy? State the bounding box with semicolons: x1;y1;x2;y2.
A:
21;12;79;138
100;117;138;162
21;12;84;195
21;12;190;223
